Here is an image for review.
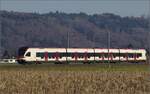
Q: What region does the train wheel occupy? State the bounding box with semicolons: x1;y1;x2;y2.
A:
55;62;62;64
88;62;91;64
83;62;90;64
35;61;42;64
83;62;86;64
54;62;58;64
17;60;27;65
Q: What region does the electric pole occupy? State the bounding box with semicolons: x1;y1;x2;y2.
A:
0;9;2;59
67;29;70;48
148;0;150;64
93;32;95;64
106;26;110;64
66;25;70;64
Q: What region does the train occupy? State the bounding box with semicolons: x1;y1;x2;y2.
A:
17;47;147;64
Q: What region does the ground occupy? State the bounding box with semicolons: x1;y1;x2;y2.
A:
0;63;149;94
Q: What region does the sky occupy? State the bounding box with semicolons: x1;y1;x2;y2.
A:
0;0;149;17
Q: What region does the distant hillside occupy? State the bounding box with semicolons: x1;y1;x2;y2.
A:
0;11;149;57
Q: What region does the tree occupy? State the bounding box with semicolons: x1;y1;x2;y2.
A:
127;44;133;49
2;50;10;59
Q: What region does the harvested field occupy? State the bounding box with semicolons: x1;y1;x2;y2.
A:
0;64;149;94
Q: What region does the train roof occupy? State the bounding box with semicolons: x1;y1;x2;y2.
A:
18;46;146;50
27;47;146;50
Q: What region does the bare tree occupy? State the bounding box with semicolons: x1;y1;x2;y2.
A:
2;50;10;59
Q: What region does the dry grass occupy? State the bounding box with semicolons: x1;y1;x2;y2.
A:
0;70;150;94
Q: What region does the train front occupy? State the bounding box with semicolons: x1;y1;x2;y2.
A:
17;47;28;64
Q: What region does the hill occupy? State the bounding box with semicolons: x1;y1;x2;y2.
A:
0;11;149;57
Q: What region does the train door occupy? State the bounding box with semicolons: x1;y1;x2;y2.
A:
44;52;48;62
101;52;104;63
84;52;88;62
126;53;128;62
74;52;78;63
109;53;113;61
134;53;137;61
55;52;59;62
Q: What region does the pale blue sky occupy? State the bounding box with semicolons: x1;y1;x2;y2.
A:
0;0;149;17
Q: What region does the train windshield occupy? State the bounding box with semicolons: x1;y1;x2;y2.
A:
18;47;28;57
25;52;31;57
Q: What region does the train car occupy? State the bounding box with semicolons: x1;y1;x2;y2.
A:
94;48;146;63
17;47;147;64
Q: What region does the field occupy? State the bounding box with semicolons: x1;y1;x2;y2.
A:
0;63;149;94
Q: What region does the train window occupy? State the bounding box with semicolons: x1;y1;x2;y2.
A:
113;53;120;57
98;54;103;58
109;53;113;58
119;53;126;58
36;53;44;58
101;54;104;58
128;53;134;58
54;53;60;58
104;53;108;58
72;54;74;58
90;53;94;56
79;56;84;58
52;54;55;58
78;53;84;58
60;53;68;57
87;54;91;58
78;53;82;58
97;53;102;58
112;53;116;58
59;53;62;58
94;53;98;57
72;53;78;58
48;53;53;58
86;53;90;58
137;53;142;57
66;53;69;57
25;52;31;57
98;55;101;58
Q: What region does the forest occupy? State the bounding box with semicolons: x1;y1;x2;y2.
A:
0;10;149;58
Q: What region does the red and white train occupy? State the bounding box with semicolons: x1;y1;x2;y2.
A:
17;47;147;64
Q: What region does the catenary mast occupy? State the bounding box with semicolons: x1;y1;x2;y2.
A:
0;7;2;59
